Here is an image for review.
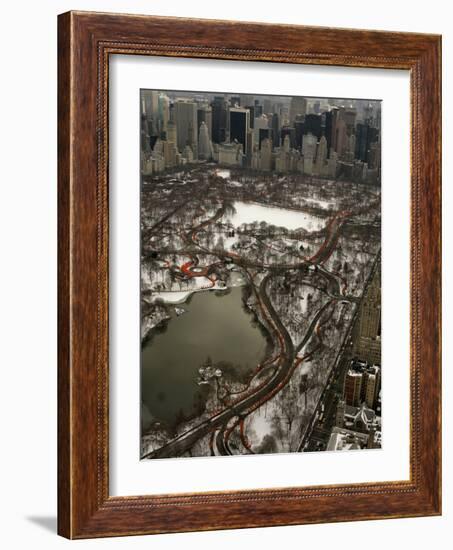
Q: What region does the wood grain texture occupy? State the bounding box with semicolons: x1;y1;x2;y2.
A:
57;10;442;539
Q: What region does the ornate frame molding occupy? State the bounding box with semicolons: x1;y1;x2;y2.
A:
58;11;441;538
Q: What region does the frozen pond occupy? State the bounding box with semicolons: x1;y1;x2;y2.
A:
226;201;326;232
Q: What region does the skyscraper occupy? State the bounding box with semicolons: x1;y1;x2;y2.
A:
355;123;379;163
294;119;305;150
302;133;317;159
315;135;328;175
245;105;255;128
198;121;213;160
211;96;228;144
258;128;272;149
289;96;307;123
158;93;170;134
253;114;269;147
166;121;177;145
174;99;198;159
197;104;212;138
229;107;250;154
304;114;323;140
354;261;381;365
283;134;291;153
343;361;381;409
280;126;296;149
260;138;273;171
344;369;363;407
325;107;339;156
142;90;159;121
254;100;263;118
271;113;280;147
335;116;348;157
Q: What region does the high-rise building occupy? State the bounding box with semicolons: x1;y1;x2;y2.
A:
229;107;250;154
280;126;296;149
362;365;380;409
197;104;212;137
304;114;322;140
141;90;160;143
198;121;213;160
260;138;273;171
162;140;178;168
211;96;228;144
343;360;381;410
254;100;263;118
142;90;159;121
246;106;255;128
355;122;368;162
315;135;328;175
335;116;348;157
335;399;346;428
344;369;363;407
367;141;380;170
355;123;379;163
325;107;339;156
182;145;194;162
342;107;357;136
333;107;358;158
240;94;254;106
258;128;272;149
327;151;339;178
271;113;280;147
302;132;317;159
282;134;291;153
294;119;305;150
166;121;177;145
140;114;152;156
158;94;170;134
263;98;272;115
289;96;307;123
253;114;269;147
174;99;198;159
217;141;243;166
352;257;381;365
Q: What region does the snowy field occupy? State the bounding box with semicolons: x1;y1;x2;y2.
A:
226;201;326;232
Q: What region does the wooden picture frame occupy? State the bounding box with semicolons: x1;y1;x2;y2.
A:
58;10;441;539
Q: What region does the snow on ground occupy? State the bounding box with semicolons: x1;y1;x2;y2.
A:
151;278;228;304
226;201;326;232
151;290;193;304
216;169;231;179
223;234;239;250
227;270;246;287
246;407;274;444
302;196;334;209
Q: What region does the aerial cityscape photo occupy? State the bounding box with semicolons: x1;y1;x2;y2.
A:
140;89;382;459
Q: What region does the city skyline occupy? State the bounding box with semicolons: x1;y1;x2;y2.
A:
141;90;381;183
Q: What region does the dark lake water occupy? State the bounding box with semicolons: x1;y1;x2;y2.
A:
141;287;267;430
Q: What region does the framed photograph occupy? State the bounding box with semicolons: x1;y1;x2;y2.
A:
58;11;441;538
